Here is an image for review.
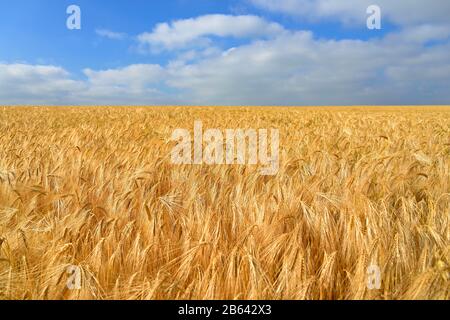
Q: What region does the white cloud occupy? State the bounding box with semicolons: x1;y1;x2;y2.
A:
250;0;450;26
80;64;173;105
0;64;84;105
163;28;450;105
84;64;164;87
2;7;450;106
2;27;450;106
0;64;176;105
137;14;285;50
385;24;450;44
95;29;127;40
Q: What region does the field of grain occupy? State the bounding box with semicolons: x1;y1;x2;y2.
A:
0;106;448;300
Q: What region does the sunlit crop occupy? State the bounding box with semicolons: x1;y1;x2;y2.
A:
0;106;448;300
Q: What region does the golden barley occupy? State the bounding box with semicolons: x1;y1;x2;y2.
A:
0;106;448;300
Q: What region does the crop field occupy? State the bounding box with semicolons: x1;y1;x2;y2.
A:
0;106;448;300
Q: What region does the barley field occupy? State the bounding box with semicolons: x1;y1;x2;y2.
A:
0;106;448;300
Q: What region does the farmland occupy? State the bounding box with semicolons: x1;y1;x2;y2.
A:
0;106;448;299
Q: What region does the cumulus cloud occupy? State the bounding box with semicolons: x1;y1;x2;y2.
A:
0;64;84;105
385;24;450;44
80;64;173;105
165;30;450;105
95;29;127;40
137;14;285;50
2;6;450;106
250;0;450;26
2;27;450;106
0;64;175;105
84;64;164;88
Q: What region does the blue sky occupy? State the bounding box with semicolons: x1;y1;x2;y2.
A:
0;0;449;105
0;0;392;73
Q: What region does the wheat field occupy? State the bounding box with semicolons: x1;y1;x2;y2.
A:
0;106;448;300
